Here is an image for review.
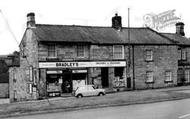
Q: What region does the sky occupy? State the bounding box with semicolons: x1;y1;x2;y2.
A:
0;0;189;55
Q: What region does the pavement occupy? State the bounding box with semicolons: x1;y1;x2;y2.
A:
1;85;190;118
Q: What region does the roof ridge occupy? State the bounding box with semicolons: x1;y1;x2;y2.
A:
36;24;148;29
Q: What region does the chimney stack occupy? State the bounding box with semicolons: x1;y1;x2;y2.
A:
176;22;185;36
112;13;122;30
27;12;35;28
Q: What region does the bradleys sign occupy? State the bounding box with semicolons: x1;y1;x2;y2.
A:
39;61;126;68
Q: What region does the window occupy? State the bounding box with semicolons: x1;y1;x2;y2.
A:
48;44;56;57
145;50;153;61
185;70;190;83
146;71;154;83
77;45;85;57
113;45;124;59
165;71;172;82
29;66;33;82
27;83;33;94
181;49;187;60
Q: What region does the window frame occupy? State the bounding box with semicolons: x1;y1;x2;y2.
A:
113;45;124;59
181;48;187;60
145;50;153;61
146;71;154;83
77;45;85;57
165;71;173;82
185;70;190;83
48;44;56;58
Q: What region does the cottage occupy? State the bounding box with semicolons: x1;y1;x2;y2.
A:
162;22;190;85
9;13;179;102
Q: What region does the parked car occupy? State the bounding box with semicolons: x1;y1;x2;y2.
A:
74;85;105;98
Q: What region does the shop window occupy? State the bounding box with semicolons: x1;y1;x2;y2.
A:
113;45;124;59
48;44;56;57
114;67;124;79
146;71;154;83
72;72;87;90
77;45;85;57
145;50;153;61
114;67;125;87
165;71;172;82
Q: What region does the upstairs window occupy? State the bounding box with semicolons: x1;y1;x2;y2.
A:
165;71;172;82
77;45;85;57
113;45;124;59
146;71;154;83
145;50;153;61
48;44;56;57
181;49;187;60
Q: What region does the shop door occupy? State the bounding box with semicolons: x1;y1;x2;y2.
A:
62;70;72;93
101;67;109;88
127;77;131;88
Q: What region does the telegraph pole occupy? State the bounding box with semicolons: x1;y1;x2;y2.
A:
128;8;135;90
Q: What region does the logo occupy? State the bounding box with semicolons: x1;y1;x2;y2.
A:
143;9;181;31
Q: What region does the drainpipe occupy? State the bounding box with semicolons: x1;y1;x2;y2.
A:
132;45;135;90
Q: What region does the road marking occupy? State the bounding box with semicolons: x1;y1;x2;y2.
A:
179;113;190;118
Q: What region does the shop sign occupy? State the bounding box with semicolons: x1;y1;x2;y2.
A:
39;61;126;68
47;70;63;74
72;70;87;73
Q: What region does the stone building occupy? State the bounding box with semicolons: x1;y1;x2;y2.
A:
162;22;190;85
9;13;179;102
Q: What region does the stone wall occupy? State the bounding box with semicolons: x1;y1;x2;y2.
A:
132;45;178;89
9;67;37;102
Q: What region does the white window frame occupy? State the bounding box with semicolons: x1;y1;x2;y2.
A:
77;45;85;57
165;71;172;82
146;71;154;83
29;66;33;82
27;83;33;94
113;45;124;59
145;50;153;61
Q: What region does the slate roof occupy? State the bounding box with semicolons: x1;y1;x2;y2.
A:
32;24;175;45
162;33;190;46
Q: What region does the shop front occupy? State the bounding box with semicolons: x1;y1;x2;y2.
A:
39;61;127;97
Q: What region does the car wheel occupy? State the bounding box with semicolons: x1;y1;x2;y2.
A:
77;94;83;98
98;92;104;96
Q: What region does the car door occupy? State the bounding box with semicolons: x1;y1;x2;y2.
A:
87;86;97;96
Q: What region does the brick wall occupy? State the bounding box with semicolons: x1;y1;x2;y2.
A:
132;45;178;89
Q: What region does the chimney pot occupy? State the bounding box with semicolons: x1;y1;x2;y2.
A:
176;22;185;36
112;13;122;30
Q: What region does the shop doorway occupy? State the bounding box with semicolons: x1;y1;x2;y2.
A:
61;70;72;93
101;67;109;88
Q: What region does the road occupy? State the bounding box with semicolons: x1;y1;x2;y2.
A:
5;98;190;119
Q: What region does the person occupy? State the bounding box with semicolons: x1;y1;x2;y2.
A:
65;80;71;93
